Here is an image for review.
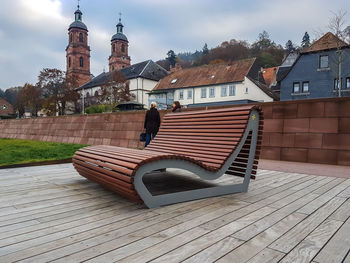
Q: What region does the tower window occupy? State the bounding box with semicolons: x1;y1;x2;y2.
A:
112;44;115;52
121;44;125;52
80;57;84;67
70;33;72;43
69;57;71;68
79;33;83;43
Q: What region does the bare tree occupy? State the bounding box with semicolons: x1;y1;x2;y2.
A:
328;10;349;97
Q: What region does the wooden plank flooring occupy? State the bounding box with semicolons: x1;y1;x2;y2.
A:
0;163;349;263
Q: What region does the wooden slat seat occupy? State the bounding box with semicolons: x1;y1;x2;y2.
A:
73;105;263;208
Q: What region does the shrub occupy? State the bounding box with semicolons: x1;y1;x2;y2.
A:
85;104;114;114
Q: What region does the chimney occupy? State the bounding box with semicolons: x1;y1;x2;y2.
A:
170;63;182;73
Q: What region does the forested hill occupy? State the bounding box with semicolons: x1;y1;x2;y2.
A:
157;31;311;71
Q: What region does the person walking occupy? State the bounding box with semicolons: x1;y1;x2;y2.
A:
144;102;160;147
172;101;182;113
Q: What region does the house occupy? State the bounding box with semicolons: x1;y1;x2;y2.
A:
264;51;298;93
262;66;278;88
280;32;350;100
149;58;278;109
0;98;15;119
76;60;168;107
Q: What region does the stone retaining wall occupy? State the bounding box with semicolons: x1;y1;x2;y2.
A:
1;97;349;166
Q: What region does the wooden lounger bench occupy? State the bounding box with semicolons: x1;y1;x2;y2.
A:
73;105;263;208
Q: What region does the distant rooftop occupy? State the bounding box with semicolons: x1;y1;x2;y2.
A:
302;32;349;53
77;60;168;90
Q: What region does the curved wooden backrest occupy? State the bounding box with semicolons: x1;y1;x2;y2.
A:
146;105;263;172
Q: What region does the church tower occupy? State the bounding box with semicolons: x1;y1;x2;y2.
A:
109;16;131;71
66;3;91;87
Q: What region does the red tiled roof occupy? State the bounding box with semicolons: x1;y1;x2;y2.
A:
262;67;278;87
302;32;349;53
153;58;256;91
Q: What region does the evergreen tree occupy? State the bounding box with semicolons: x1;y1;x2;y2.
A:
202;43;209;55
301;32;311;48
285;40;295;53
166;50;177;67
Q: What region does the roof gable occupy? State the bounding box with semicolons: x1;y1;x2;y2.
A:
153;58;256;91
302;32;349;53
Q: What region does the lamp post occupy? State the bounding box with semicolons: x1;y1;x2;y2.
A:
82;89;85;114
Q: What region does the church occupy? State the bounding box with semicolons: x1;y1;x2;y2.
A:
66;4;168;108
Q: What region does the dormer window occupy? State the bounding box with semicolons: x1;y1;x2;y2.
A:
211;75;215;79
171;79;177;84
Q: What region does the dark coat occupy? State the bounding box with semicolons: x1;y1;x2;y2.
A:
144;108;160;134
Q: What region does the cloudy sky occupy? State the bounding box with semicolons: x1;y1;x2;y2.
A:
0;0;348;90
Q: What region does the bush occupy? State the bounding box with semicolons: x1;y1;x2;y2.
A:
85;104;114;114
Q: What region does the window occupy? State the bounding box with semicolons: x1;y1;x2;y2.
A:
187;90;192;99
86;92;90;97
112;44;115;52
94;91;99;97
201;88;207;98
229;85;236;96
79;57;83;67
209;87;215;98
347;78;350;89
79;33;83;43
293;82;300;93
68;57;71;68
121;44;125;52
179;90;184;100
319;55;328;68
245;87;248;94
171;79;177;84
69;33;72;43
302;82;309;92
221;86;227;97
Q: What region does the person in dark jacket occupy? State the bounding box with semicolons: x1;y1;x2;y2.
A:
172;101;182;113
144;102;160;147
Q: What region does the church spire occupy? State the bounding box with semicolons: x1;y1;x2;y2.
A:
116;12;124;34
75;0;82;22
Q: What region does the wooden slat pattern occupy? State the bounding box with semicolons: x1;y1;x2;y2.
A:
72;105;263;203
0;164;349;262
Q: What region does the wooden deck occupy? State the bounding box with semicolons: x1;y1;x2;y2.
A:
0;163;349;263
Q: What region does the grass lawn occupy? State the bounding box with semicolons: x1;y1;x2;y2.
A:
0;138;87;167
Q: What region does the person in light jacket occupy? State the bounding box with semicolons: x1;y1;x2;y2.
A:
144;102;160;147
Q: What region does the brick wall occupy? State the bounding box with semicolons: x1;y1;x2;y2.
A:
0;97;349;166
259;97;350;166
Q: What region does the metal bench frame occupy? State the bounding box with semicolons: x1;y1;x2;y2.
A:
134;109;259;208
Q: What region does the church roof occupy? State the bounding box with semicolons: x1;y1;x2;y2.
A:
77;60;169;90
111;33;128;42
69;20;88;31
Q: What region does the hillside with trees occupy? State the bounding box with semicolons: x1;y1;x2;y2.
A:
156;30;313;71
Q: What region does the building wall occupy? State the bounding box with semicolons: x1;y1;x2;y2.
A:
172;77;273;106
129;78;158;107
281;49;350;100
0;98;14;118
1;97;349;166
79;77;158;107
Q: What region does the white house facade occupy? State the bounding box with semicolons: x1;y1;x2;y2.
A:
77;60;168;108
149;58;277;109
